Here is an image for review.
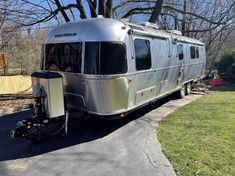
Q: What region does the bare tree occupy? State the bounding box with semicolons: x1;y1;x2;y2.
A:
3;27;49;75
1;0;234;73
1;0;114;26
0;0;22;50
115;0;234;72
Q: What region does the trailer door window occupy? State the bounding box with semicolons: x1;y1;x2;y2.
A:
196;47;199;58
134;39;151;70
84;42;127;75
190;46;196;59
45;43;82;73
177;44;184;60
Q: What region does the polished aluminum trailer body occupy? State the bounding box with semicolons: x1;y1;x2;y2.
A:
42;18;206;118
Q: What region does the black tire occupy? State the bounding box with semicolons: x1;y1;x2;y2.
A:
176;84;186;99
185;82;192;95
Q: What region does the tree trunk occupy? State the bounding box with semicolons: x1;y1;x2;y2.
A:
174;16;178;30
105;0;113;18
76;0;87;19
181;0;186;36
88;0;97;18
148;0;164;23
98;0;105;16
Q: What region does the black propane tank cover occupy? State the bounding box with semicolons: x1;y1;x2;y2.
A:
31;70;62;79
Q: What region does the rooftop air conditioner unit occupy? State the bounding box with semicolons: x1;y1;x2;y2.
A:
166;30;182;36
138;22;159;30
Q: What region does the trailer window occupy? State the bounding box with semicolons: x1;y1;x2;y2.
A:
45;43;82;73
190;46;200;59
190;46;196;59
134;39;151;70
177;44;184;60
84;42;127;75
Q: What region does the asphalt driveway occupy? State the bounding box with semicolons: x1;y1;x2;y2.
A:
0;94;202;176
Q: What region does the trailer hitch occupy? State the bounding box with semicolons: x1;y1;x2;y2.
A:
10;113;49;139
10;120;28;138
10;97;68;141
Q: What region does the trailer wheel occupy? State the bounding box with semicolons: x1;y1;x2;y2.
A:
176;84;186;98
186;82;192;95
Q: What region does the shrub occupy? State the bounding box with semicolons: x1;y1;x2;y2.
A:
217;49;235;82
230;63;235;81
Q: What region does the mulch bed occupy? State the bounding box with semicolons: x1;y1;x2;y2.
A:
0;95;34;109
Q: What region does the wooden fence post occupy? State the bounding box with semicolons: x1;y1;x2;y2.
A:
0;53;6;75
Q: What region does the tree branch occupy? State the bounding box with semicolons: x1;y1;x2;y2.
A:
87;0;97;18
53;0;70;22
163;5;224;25
122;7;153;18
21;4;79;26
76;0;87;19
122;4;227;26
113;0;156;11
46;0;60;24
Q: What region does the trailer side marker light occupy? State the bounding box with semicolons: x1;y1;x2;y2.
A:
120;113;125;118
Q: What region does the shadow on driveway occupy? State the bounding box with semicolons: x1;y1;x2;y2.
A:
0;94;175;162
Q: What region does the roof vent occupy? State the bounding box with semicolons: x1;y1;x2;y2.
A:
97;15;104;18
138;22;159;30
166;30;182;35
121;18;130;23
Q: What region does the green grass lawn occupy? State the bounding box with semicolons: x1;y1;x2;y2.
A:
158;85;235;176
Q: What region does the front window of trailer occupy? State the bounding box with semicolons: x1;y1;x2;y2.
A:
84;42;127;75
45;42;82;73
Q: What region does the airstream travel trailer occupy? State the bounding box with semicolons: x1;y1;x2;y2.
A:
11;18;206;140
41;18;206;118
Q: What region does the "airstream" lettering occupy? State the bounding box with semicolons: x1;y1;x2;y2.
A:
54;33;77;38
